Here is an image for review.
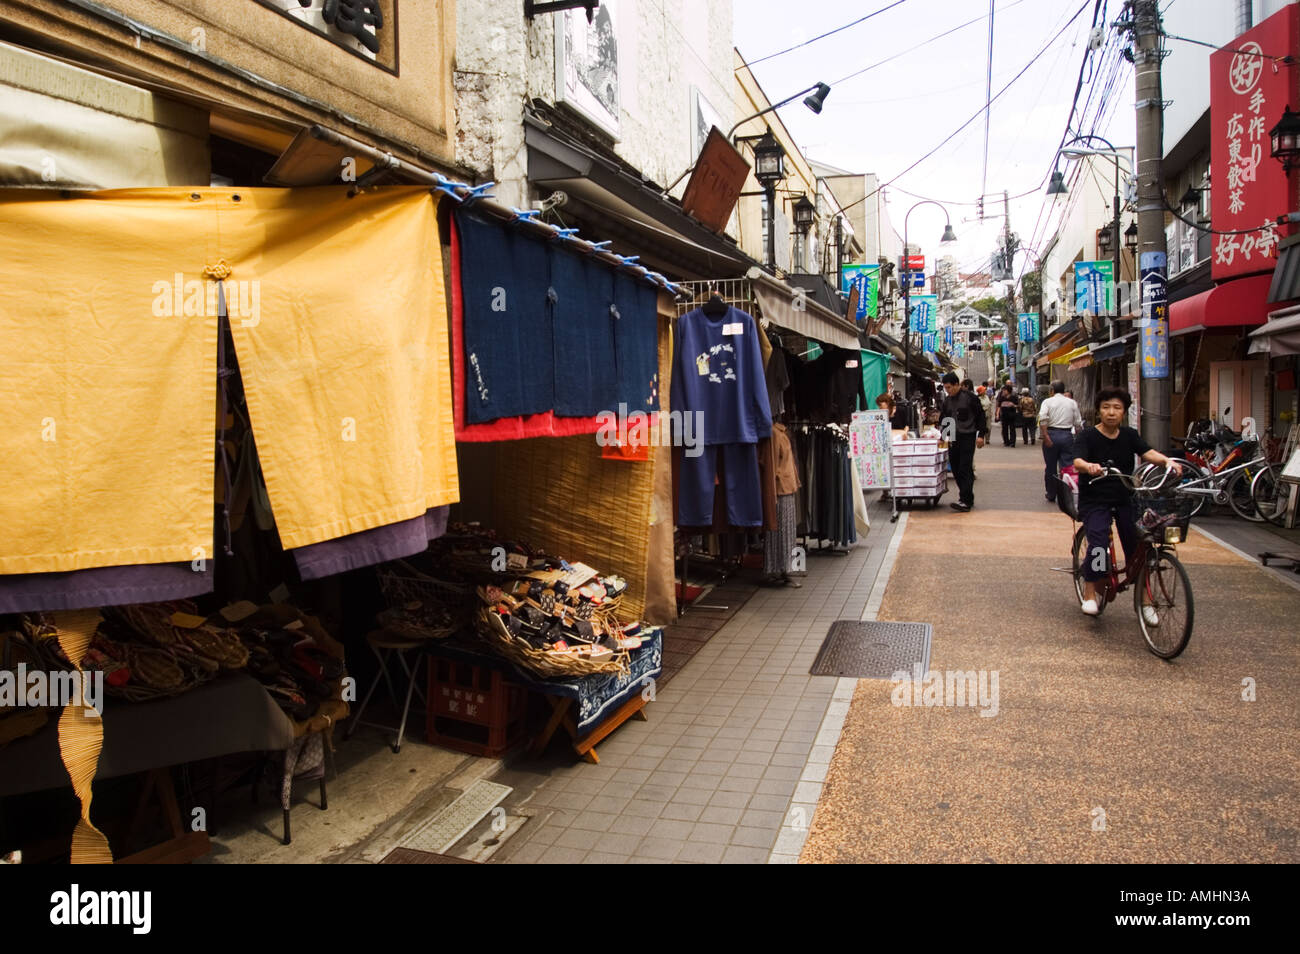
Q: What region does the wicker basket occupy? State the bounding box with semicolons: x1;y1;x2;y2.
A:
474;606;629;678
375;559;470;640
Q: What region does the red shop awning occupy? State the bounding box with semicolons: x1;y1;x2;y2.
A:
1168;273;1277;334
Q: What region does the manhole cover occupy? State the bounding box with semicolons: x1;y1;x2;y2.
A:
810;620;932;678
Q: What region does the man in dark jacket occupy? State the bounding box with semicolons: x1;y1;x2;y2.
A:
940;371;988;512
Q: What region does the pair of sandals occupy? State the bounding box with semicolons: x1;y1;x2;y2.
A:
760;574;802;588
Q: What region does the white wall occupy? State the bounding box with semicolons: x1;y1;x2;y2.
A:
456;0;733;213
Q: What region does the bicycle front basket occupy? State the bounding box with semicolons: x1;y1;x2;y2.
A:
1136;495;1196;544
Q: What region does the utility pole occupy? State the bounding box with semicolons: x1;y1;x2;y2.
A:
1002;190;1020;386
1127;0;1171;450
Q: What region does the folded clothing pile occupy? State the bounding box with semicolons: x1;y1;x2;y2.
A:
237;621;345;722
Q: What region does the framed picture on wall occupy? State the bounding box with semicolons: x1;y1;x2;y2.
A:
555;1;621;139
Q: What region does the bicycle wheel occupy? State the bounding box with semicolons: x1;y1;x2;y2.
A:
1134;549;1194;659
1251;465;1294;528
1227;465;1271;522
1071;525;1088;606
1163;459;1208;517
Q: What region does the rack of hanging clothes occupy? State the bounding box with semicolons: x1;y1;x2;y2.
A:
787;422;857;551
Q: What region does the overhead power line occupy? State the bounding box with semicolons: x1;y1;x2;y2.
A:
826;0;1031;88
834;0;1093;219
740;0;911;69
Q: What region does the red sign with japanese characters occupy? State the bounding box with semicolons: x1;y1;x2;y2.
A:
1210;4;1298;280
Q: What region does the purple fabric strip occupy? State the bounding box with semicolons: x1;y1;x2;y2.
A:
291;505;452;581
0;562;214;614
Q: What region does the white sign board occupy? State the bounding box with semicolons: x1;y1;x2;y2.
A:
1282;446;1300;482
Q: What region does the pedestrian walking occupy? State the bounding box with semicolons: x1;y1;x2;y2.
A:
995;383;1019;447
939;371;988;512
1038;380;1085;503
1018;388;1039;445
976;385;994;429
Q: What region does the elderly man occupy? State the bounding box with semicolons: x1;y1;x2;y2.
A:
1038;380;1084;504
939;371;988;512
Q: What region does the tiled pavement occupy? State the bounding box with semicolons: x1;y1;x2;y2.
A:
495;494;907;864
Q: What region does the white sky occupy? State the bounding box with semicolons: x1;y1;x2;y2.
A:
732;0;1143;281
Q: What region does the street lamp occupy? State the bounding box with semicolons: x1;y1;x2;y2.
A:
750;131;786;271
1053;136;1134;340
1125;221;1139;255
662;81;831;195
1268;105;1300;172
902;199;957;417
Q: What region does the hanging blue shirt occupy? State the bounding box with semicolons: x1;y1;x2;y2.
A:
671;306;772;445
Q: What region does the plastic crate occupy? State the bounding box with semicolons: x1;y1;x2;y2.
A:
426;656;528;758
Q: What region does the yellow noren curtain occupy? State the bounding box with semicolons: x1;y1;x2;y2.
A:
0;186;458;573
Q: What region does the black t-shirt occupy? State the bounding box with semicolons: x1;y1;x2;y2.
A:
1076;425;1152;508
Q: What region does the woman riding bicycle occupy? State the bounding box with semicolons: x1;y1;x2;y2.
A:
1072;387;1181;617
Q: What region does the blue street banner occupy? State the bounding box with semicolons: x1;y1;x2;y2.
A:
909;294;937;333
1139;251;1169;378
1073;261;1114;315
1018;312;1039;343
840;263;879;325
943;324;954;349
922;332;936;352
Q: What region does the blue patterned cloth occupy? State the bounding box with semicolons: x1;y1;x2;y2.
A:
425;628;663;734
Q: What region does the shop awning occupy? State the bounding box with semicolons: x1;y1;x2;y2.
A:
526;112;756;280
1248;305;1300;356
1268;233;1300;303
1055;345;1091;366
749;270;860;349
0;39;210;188
1089;331;1138;363
1169;273;1277;333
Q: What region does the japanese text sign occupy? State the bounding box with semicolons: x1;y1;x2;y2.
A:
840;264;880;325
1209;4;1297;280
1073;261;1114;315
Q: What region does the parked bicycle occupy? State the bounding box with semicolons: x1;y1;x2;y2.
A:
1252;463;1298;527
1163;412;1277;521
1059;464;1196;659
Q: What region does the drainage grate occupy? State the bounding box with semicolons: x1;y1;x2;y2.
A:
809;620;932;678
396;779;512;855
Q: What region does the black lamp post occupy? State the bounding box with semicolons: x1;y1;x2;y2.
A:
902;199;957;414
1269;105;1300;172
1125;221;1139;255
753;131;786;271
1055;135;1132;339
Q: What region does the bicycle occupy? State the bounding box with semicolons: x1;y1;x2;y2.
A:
1166;415;1276;521
1251;464;1297;528
1060;464;1196;659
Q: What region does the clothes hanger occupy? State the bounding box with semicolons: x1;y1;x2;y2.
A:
702;286;728;316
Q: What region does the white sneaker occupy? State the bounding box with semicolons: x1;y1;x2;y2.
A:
1141;605;1160;626
1081;598;1100;616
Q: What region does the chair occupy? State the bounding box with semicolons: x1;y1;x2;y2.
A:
345;631;427;753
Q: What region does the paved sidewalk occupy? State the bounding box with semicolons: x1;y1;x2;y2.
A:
802;442;1300;863
493;494;902;864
